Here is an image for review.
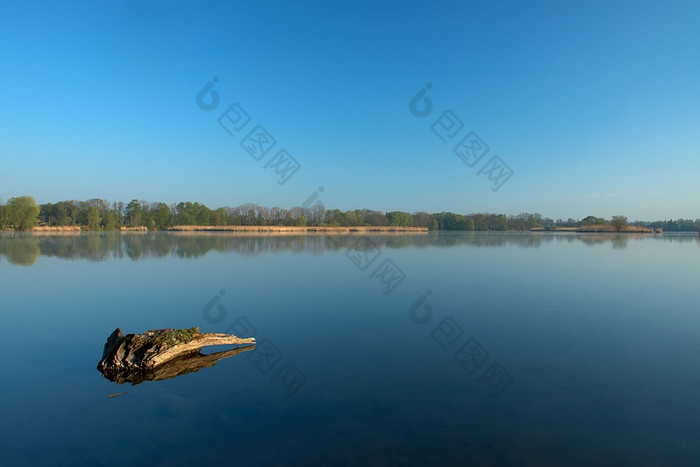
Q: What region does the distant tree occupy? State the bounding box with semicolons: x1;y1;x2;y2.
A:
124;199;143;227
175;202;196;225
441;213;460;230
141;211;155;230
363;210;388;226
344;210;365;226
258;206;271;225
676;218;698;231
494;214;508;231
54;200;77;225
326;209;342;226
86;207;101;230
88;198;110;214
211;207;228;226
0;199;8;229
289;206;307;225
473;213;486;230
509;212;543;230
39;202;56;225
152;202;172;229
387;211;413;227
541;217;555;228
232;203;263;225
308;205;327;225
103;211;117;231
112;201;124;226
6;196;40;231
611;215;629;232
411;212;432;228
196;204;211;226
580;215;601;226
223;206;242;225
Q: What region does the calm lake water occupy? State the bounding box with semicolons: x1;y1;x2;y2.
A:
1;231;698;466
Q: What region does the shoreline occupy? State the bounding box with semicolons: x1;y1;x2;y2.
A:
530;225;655;233
6;225;684;235
167;225;429;234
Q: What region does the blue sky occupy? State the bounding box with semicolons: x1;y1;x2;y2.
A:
1;0;698;220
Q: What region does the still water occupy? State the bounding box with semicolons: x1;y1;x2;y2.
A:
1;232;698;466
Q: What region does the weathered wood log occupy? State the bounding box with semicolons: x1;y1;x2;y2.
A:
97;327;255;385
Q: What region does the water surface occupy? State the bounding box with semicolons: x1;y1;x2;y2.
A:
1;232;698;465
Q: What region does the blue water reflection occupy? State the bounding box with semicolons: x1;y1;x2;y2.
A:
0;232;698;465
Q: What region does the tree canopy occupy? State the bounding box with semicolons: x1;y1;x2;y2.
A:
5;196;40;231
610;215;629;232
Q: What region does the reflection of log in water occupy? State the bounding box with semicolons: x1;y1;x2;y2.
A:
103;345;255;385
97;327;255;385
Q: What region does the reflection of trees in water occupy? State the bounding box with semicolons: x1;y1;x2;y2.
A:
1;231;698;264
6;233;126;263
0;234;40;265
611;237;629;250
656;234;700;244
573;234;633;249
435;232;554;248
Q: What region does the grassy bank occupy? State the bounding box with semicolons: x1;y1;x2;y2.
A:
167;225;428;234
531;225;654;233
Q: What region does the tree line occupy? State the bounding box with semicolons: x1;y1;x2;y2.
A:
0;195;698;232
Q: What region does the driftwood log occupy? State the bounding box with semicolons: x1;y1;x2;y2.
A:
97;327;255;385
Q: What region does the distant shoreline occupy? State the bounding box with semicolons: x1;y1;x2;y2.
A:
167;225;429;234
531;225;655;233
3;226;697;236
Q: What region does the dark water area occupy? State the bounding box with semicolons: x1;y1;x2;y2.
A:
1;231;698;465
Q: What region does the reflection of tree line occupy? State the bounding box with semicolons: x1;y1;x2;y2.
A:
0;232;698;266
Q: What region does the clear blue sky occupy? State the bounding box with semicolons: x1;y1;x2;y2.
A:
1;0;698;221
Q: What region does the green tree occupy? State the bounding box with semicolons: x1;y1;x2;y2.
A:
103;211;117;231
494;214;508;231
39;202;56;225
611;215;629;232
387;211;413;227
473;213;486;230
86;207;101;230
142;211;156;230
580;215;604;226
6;196;40;231
344;209;364;226
152;203;172;230
124;199;143;226
175;202;197;225
211;207;227;226
0;199;7;229
112;201;124;226
411;212;431;228
54;201;76;225
365;210;389;226
196;204;211;225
